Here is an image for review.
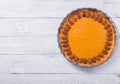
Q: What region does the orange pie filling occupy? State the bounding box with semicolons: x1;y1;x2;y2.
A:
58;8;116;67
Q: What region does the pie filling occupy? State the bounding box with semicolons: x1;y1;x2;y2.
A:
58;8;116;67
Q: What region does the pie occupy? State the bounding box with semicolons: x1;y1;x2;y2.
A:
58;8;116;67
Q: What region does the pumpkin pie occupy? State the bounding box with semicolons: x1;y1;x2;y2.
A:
58;8;116;67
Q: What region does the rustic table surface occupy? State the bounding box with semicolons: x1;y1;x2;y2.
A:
0;0;120;84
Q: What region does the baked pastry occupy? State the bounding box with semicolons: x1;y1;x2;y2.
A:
58;8;116;67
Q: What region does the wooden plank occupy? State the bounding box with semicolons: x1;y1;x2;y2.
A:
0;37;60;55
0;36;119;55
0;74;119;84
0;18;61;36
0;0;119;17
0;48;119;74
0;18;119;36
104;0;120;3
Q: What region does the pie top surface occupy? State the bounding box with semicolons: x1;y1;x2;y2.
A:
58;8;116;67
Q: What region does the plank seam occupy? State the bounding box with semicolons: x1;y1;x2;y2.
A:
0;17;118;19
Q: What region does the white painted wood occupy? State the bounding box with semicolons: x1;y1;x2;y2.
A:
0;44;119;74
0;35;118;55
104;0;120;3
0;18;119;36
0;18;61;36
0;37;60;55
0;0;119;17
0;54;119;73
0;74;119;84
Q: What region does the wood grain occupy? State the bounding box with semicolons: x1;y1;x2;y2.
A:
0;53;119;74
0;74;119;84
0;37;60;55
0;0;119;17
0;36;119;55
0;18;119;36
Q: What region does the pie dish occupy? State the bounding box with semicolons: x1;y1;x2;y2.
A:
58;8;116;67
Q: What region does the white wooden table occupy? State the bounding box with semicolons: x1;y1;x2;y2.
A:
0;0;120;84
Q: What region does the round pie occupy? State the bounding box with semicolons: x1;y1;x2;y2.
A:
58;8;116;67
